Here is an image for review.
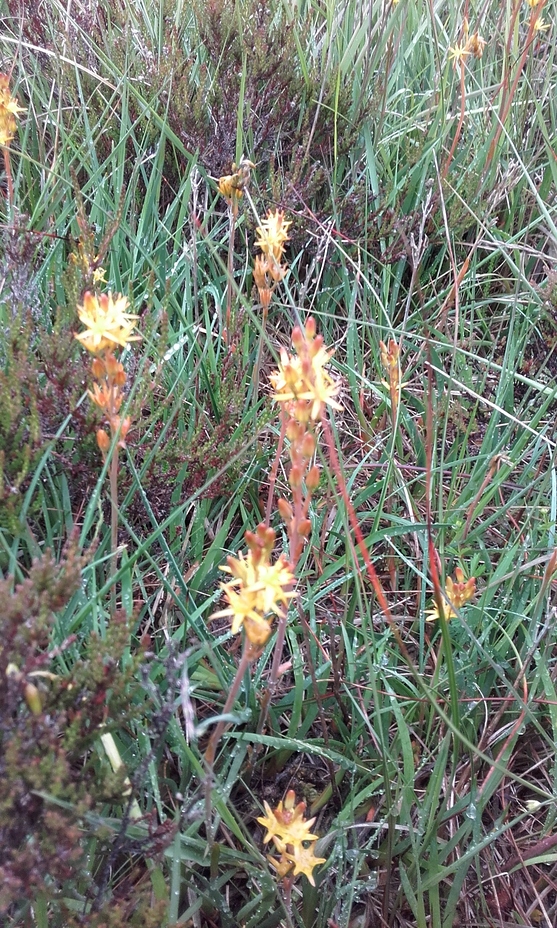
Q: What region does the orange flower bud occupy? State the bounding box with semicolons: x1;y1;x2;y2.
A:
289;464;303;489
91;356;105;379
293;400;311;423
96;429;110;454
305;316;316;339
104;351;122;377
298;519;312;537
301;432;316;458
277;498;293;521
306;464;321;490
291;326;304;352
259;289;272;310
24;682;42;716
268;260;287;284
286;419;302;442
244;614;273;647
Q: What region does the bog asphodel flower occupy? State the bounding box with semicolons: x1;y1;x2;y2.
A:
257;790;326;887
218;157;255;203
0;74;25;147
255;209;291;263
213;525;295;646
380;339;400;385
426;567;476;621
75;291;141;354
285;842;327;883
270;317;342;421
448;18;487;67
253;210;291;309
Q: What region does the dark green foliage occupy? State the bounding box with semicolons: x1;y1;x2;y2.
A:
0;223;99;530
181;351;267;498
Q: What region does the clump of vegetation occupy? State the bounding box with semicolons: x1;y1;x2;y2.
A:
0;541;173;925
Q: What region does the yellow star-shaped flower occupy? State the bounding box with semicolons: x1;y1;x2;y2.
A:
270;321;342;422
255;210;292;263
285;842;327;886
213;550;295;645
257;797;319;848
75;291;141;354
425;568;476;622
0;74;25;146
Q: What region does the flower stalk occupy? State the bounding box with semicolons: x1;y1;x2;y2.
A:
253;209;291;313
0;74;25;216
257;318;342;728
442;18;487;179
204;525;295;839
380;338;401;425
75;291;141;609
218;157;254;344
252;206;292;405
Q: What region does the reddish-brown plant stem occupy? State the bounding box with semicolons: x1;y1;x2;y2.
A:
442;59;466;180
265;409;287;527
320;416;391;620
2;145;13;215
320;415;418;668
487;0;546;167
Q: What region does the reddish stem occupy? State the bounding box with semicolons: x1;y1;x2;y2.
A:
442;60;466;181
265;413;287;527
321;415;417;667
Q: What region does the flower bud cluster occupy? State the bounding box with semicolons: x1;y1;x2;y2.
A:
218;158;255;206
448;17;487;67
270;319;341;563
426;567;476;622
88;353;132;456
253;209;292;310
379;338;401;420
